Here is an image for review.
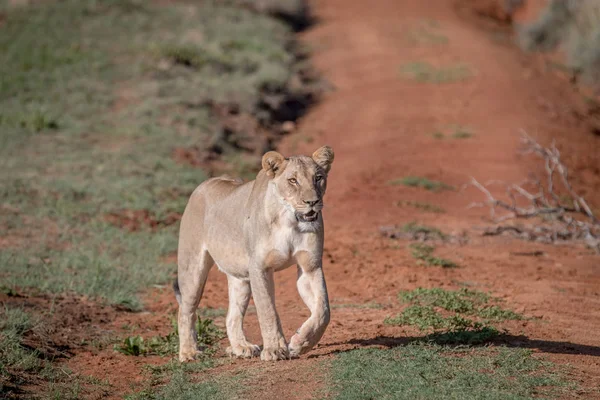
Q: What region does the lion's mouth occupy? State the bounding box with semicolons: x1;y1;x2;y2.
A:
297;210;319;222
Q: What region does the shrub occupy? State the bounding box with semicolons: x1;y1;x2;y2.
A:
518;0;600;85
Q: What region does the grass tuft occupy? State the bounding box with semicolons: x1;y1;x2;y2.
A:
385;305;496;344
409;243;458;268
385;287;525;348
396;200;445;213
403;222;446;239
115;317;224;357
431;125;473;139
385;305;448;330
399;287;490;313
386;287;523;345
477;305;524;321
426;326;499;345
389;176;453;192
452;129;472;139
400;62;471;83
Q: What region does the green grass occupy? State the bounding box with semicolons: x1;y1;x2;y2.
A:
477;305;525;321
399;287;491;313
389;176;453;191
0;0;298;309
409;243;458;268
385;287;523;345
127;369;227;400
115;317;224;357
452;129;472;139
117;311;228;398
400;62;472;84
431;125;473;139
0;307;42;394
117;315;228;399
384;304;500;345
396;200;445;213
330;343;568;399
425;326;500;345
126;355;240;400
402;222;446;239
0;306;108;399
363;289;561;398
0;225;180;311
385;305;472;330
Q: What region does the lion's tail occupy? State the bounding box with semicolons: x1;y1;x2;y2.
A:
173;277;182;305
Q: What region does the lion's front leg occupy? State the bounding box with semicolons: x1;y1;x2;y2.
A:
289;264;330;358
225;274;260;358
249;267;289;361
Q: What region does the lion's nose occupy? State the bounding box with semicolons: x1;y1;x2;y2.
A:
303;199;319;206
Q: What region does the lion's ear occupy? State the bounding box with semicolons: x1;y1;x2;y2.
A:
312;145;334;173
262;151;285;178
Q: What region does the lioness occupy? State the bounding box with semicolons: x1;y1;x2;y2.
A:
174;146;334;361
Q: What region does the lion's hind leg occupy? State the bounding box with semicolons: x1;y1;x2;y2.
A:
225;274;261;358
176;249;213;362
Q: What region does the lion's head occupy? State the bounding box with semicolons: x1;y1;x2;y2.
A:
262;145;334;223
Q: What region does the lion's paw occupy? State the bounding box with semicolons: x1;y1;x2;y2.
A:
289;334;310;358
260;345;290;361
226;343;261;359
179;348;201;362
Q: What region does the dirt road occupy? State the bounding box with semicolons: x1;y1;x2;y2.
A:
235;0;600;397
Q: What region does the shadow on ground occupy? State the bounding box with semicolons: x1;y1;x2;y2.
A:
315;333;600;357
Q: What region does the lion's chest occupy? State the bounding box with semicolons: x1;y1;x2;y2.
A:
262;228;317;272
210;224;318;279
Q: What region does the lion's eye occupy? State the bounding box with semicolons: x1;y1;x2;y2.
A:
315;175;323;182
288;178;298;185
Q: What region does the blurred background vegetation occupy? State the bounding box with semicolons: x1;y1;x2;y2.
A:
518;0;600;87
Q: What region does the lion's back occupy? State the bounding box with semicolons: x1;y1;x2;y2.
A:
192;175;251;204
182;175;255;235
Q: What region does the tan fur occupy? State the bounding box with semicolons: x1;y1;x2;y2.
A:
176;146;334;361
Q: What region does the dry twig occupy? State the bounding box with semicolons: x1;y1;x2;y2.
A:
466;132;600;252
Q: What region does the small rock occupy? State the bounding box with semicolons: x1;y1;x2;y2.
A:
281;121;295;133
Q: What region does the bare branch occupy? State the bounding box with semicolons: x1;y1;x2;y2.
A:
468;132;599;252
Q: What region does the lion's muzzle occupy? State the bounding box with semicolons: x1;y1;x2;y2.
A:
296;209;319;222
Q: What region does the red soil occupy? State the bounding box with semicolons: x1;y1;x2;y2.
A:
12;0;600;398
